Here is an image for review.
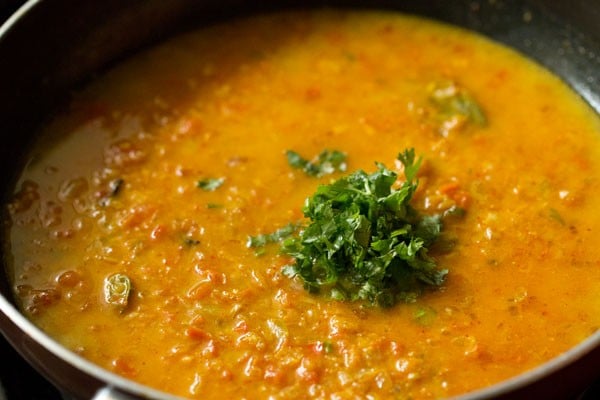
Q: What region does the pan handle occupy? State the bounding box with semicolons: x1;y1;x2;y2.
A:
92;387;138;400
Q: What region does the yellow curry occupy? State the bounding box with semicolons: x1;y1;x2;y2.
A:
6;10;600;399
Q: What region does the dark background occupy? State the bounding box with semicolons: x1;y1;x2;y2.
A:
0;336;62;399
0;0;20;20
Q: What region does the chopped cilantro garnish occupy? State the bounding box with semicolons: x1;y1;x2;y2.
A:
197;177;225;191
247;223;300;249
286;149;347;177
282;149;447;307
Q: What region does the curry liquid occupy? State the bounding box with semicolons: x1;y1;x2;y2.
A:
7;10;600;399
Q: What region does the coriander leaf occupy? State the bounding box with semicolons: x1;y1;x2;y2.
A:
282;149;449;307
197;177;225;191
286;149;347;177
414;214;442;245
397;148;421;183
247;223;301;250
286;150;306;170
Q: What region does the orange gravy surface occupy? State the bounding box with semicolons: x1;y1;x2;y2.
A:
6;10;600;399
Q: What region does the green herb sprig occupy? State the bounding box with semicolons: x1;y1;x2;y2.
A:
197;177;225;191
247;223;300;255
282;149;447;307
286;149;347;177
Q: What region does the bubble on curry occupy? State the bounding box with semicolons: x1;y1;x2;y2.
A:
5;10;600;399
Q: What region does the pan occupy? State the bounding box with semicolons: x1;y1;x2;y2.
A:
1;0;599;399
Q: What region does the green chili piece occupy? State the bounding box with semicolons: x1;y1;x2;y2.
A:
104;273;132;311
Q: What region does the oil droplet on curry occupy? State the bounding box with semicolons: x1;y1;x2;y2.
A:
6;10;600;399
